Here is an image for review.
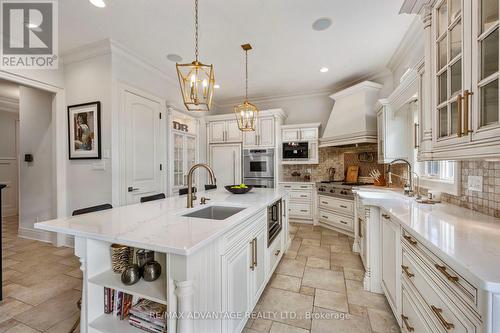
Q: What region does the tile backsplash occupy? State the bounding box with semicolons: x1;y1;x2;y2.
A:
441;161;500;218
282;144;384;182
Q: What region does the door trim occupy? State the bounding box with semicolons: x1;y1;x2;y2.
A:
115;82;166;207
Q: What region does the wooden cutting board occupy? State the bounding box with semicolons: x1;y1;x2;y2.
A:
345;166;359;184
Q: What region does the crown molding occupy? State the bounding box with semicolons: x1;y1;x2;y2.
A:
0;95;19;113
400;0;434;14
387;17;424;72
61;39;113;65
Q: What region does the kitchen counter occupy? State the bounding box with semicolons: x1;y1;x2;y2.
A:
354;186;500;292
35;188;286;256
279;179;316;184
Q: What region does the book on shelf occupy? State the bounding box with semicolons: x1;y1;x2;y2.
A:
129;315;166;333
129;298;167;327
103;288;134;320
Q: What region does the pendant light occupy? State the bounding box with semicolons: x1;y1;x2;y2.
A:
234;44;259;131
176;0;215;111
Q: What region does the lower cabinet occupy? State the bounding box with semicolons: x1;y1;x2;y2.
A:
250;227;267;305
380;211;401;324
401;284;434;333
279;183;314;223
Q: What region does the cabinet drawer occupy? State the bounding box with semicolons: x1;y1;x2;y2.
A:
402;250;477;333
318;195;354;215
289;202;313;219
402;229;478;312
319;209;353;231
268;232;283;273
280;183;314;191
402;286;434;333
289;190;312;201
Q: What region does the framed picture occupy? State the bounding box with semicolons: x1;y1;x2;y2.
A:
68;102;101;160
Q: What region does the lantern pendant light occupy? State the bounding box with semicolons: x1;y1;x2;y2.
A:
234;43;259;132
176;0;215;111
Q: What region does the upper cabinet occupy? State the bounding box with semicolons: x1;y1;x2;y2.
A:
209;120;242;143
243;116;276;148
281;123;321;164
406;0;500;159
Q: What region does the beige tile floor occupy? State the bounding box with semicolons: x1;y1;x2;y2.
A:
244;223;400;333
1;216;82;333
1;217;399;333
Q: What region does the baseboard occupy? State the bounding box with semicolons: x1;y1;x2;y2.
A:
18;227;56;244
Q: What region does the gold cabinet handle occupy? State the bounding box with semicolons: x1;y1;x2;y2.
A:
358;218;363;238
250;239;255;271
463;90;473;135
435;264;459;283
401;265;415;278
340;205;348;209
401;315;415;332
321;201;328;205
414;123;419;149
382;214;390;219
253;238;257;268
457;94;463;137
322;215;329;219
403;235;417;246
274;250;281;256
431;306;455;330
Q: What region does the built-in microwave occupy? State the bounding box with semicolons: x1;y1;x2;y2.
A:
282;142;309;160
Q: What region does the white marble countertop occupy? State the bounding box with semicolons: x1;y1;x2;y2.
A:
35;188;286;256
354;187;500;293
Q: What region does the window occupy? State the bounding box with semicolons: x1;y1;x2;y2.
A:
423;161;455;181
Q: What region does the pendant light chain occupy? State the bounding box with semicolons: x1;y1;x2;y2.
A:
245;50;249;100
194;0;199;62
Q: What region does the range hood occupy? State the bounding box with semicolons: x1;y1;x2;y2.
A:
320;81;382;147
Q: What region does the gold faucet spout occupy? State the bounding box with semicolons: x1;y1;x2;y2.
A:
187;164;217;208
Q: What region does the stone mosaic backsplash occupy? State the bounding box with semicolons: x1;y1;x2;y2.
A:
441;161;500;218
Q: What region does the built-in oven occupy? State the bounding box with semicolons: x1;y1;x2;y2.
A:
282;142;309;160
243;149;275;179
267;199;282;247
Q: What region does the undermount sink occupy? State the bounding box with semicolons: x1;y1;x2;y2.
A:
182;206;246;220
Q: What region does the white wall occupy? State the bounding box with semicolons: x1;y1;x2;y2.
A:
0;111;18;157
19;86;55;232
64;54;113;214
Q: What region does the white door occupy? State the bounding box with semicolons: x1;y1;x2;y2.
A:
251;227;267;305
300;128;317;140
381;213;401;318
209;144;242;186
124;90;163;204
209;121;226;143
226;120;243;142
173;132;185;192
243;130;257;147
282;129;299;141
0;159;18;217
258;117;275;147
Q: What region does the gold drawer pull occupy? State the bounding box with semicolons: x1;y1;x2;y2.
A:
300;195;308;198
274;250;281;256
321;201;328;205
340;220;348;225
431;306;454;330
403;235;417;246
401;315;415;332
300;209;308;212
382;214;390;219
340;205;348;209
435;264;459;283
322;215;329;219
401;265;415;278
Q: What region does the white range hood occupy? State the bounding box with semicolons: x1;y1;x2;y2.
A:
320;81;383;147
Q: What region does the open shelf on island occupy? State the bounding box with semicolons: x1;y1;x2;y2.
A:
89;315;142;333
88;269;167;305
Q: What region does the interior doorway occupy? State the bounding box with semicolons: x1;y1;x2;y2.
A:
0;78;57;240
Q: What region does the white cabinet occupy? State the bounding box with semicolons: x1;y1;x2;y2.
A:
279;183;315;223
250;227;267;305
380;211;401;324
318;195;355;236
281;123;320;165
243;116;276;148
172;131;197;194
209;120;242;143
377;101;412;163
209;144;242;187
406;0;500;159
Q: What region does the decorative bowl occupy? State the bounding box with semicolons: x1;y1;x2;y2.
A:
224;185;253;194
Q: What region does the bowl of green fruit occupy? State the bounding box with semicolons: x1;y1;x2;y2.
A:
225;184;253;194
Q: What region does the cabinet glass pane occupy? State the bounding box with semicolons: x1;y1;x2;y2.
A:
450;59;462;95
438;37;448;70
450;21;462;59
438;3;448;36
438;72;448;104
450;100;459;134
480;79;499;126
481;29;499;80
450;0;461;22
439;106;448;137
482;0;499;33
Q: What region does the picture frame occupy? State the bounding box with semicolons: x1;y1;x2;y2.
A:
68;101;101;160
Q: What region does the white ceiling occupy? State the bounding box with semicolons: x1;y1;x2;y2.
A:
59;0;414;103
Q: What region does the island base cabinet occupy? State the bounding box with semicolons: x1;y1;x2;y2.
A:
401;284;436;333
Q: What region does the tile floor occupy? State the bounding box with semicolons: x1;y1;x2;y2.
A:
1;217;399;333
244;223;400;333
1;216;82;333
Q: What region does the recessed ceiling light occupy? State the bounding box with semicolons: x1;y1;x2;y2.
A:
166;54;183;62
89;0;106;8
214;84;220;89
312;18;332;31
320;67;329;73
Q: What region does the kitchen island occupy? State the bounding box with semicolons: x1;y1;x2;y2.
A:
36;188;290;333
